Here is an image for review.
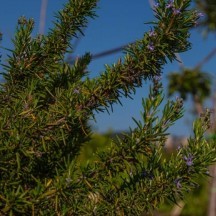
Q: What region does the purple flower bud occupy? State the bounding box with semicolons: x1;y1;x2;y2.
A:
166;4;172;8
173;8;181;15
154;75;162;81
154;3;159;8
166;0;174;8
184;153;194;167
174;178;182;189
147;42;155;51
198;12;204;17
73;88;80;94
149;30;157;37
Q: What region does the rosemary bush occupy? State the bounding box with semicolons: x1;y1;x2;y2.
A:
0;0;215;215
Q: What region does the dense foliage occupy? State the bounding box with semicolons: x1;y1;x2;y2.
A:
0;0;215;215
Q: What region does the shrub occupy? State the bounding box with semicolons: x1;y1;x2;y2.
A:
0;0;215;215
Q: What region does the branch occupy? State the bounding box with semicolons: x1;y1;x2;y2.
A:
75;1;199;118
44;0;97;58
2;0;98;88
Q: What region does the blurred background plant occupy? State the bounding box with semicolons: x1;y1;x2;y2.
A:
196;0;216;33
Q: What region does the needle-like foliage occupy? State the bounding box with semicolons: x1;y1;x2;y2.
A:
0;0;215;215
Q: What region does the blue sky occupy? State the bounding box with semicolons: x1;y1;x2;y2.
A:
0;0;215;136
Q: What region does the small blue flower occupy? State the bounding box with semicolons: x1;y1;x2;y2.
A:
166;0;174;8
73;88;80;94
174;178;182;189
184;153;194;167
166;4;172;8
154;3;159;8
147;42;155;51
173;8;181;15
154;75;162;81
149;30;157;37
198;12;204;17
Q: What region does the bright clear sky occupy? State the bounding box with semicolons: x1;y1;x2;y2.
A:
0;0;215;136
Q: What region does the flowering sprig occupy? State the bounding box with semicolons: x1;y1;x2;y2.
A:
165;0;182;15
147;29;157;52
